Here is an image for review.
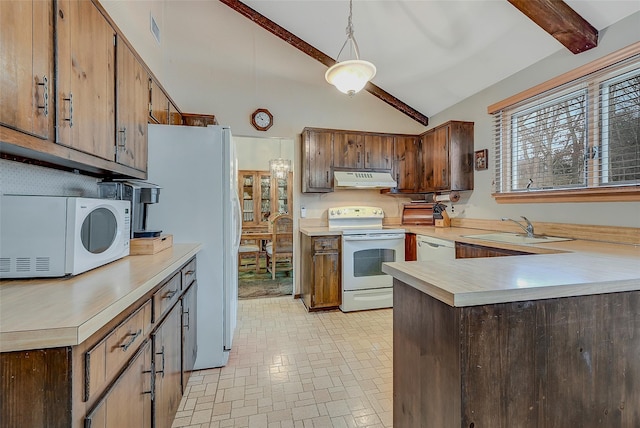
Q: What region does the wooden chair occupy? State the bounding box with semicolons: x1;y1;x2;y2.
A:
238;239;261;273
265;214;293;280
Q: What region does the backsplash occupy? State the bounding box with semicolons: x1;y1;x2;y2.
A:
0;159;98;197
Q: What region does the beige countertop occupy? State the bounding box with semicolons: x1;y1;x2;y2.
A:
382;226;640;307
0;243;201;352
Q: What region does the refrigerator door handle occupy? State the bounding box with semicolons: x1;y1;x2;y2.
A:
232;195;242;251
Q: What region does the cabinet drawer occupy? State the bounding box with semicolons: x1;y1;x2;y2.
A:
154;272;181;322
85;300;150;402
313;238;339;252
181;258;196;289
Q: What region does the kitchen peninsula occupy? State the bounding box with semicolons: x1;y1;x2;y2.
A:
382;239;640;427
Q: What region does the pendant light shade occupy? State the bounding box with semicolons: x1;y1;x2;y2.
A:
326;0;376;96
325;59;376;96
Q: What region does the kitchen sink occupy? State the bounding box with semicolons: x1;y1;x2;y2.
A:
462;232;572;245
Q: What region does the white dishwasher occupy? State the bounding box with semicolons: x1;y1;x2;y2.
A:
416;235;456;261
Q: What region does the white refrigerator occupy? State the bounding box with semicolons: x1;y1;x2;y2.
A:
147;124;241;369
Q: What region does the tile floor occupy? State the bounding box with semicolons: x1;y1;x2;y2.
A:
172;296;393;428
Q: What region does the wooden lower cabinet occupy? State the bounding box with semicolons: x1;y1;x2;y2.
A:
181;282;198;392
0;348;72;427
0;257;198;428
85;340;152;428
300;234;341;310
153;304;183;428
455;242;531;258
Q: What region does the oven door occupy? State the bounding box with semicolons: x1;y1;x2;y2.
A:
342;233;405;291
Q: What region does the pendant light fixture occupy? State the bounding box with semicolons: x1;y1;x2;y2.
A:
269;139;291;180
325;0;376;96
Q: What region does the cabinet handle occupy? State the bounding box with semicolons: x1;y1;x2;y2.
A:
442;169;446;182
367;152;370;165
163;289;177;299
142;365;155;400
36;75;49;116
357;152;361;164
326;171;329;183
185;270;195;276
183;308;190;330
118;127;127;150
155;345;165;377
120;329;142;351
63;93;73;127
333;259;336;272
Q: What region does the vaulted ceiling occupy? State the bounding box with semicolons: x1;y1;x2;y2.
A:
224;0;640;124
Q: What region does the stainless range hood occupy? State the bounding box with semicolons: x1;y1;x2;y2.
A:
334;171;397;189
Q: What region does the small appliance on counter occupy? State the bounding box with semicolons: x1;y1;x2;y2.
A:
98;180;162;238
0;195;130;278
401;202;435;225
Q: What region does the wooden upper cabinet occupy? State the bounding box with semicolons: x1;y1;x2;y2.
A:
302;128;333;193
56;0;115;161
149;78;169;124
332;132;393;171
419;121;474;192
393;135;419;192
333;133;364;169
364;134;394;170
0;0;53;140
168;102;182;125
428;125;451;191
448;121;474;191
116;38;148;172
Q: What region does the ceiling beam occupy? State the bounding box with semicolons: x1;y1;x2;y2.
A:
219;0;429;126
507;0;598;54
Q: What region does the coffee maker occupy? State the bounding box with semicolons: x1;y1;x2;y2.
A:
98;180;162;238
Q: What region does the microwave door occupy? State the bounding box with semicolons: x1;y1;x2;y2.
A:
81;207;118;254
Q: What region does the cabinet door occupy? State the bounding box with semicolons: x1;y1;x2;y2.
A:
272;172;292;215
239;171;256;225
57;0;115;160
169;102;182;125
153;305;182;428
149;78;169;124
418;131;434;192
448;121;475;191
116;38;148;171
85;340;152;428
181;282;198;392
0;0;53;140
364;135;394;170
303;129;333;193
312;252;341;308
431;125;450;191
333;133;364;169
258;172;272;227
393;136;418;192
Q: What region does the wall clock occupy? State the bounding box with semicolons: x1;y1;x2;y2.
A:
251;108;273;131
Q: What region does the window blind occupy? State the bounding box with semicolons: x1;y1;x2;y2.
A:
493;54;640;195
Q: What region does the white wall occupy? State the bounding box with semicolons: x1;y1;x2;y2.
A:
235;136;294;172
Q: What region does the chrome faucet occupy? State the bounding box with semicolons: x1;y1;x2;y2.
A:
501;216;535;238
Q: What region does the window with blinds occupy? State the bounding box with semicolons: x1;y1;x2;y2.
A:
493;55;639;196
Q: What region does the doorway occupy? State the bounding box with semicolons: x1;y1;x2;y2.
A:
235;136;294;299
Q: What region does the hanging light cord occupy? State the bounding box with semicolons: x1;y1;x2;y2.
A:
335;0;361;61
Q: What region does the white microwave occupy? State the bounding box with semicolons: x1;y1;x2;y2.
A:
0;195;131;278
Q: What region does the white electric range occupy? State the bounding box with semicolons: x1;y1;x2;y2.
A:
328;206;405;312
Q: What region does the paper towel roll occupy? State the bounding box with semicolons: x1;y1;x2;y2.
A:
434;191;460;203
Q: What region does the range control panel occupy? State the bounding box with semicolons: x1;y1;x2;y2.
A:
328;206;384;220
